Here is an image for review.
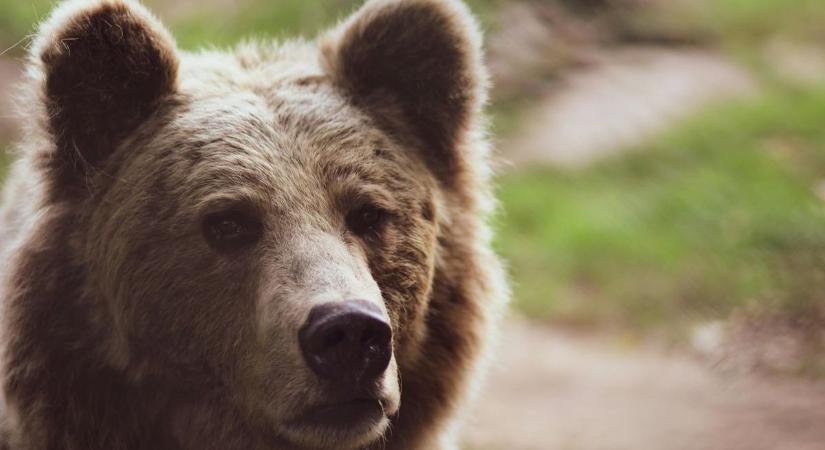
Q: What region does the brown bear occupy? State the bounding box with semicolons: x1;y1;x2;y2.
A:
0;0;509;448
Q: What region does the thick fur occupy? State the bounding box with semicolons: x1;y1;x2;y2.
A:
321;0;487;185
0;0;508;449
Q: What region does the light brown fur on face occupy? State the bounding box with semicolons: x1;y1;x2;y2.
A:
0;1;509;449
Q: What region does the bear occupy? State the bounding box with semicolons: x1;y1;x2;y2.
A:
0;0;509;448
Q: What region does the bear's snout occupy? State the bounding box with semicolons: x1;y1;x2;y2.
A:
299;300;392;385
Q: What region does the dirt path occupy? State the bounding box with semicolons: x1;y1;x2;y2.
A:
504;48;756;168
463;319;825;450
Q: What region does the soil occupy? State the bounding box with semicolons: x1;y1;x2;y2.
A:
502;47;756;168
463;319;825;450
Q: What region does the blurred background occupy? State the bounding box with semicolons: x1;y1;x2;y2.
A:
3;0;825;448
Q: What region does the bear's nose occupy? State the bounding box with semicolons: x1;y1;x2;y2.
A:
299;300;392;384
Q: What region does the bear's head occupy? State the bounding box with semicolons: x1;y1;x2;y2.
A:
16;0;490;448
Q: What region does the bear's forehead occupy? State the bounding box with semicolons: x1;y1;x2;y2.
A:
162;90;384;175
113;45;426;216
129;75;402;214
168;48;382;159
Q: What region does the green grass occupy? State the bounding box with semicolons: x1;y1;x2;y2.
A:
169;0;359;50
692;0;825;42
0;145;11;180
0;0;53;55
629;0;825;50
496;82;825;330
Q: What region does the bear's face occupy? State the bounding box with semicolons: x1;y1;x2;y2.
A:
86;82;438;447
23;0;487;448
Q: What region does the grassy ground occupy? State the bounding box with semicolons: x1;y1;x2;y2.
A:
644;0;825;44
497;82;825;331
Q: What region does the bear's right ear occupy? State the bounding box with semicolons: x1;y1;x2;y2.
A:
30;0;178;188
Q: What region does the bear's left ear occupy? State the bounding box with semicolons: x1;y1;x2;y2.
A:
321;0;488;184
30;0;178;188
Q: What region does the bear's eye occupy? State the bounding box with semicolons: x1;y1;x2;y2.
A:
202;210;262;251
346;204;389;237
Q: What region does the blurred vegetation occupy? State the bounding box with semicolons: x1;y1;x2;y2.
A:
0;0;49;53
497;83;825;330
635;0;825;45
168;0;356;49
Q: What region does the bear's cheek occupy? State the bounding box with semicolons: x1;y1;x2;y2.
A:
105;241;262;382
368;216;437;357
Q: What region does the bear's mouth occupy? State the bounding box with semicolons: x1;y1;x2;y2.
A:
288;398;386;430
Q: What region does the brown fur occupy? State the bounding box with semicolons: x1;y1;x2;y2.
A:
0;1;508;449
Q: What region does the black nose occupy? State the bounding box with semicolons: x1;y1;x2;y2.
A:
299;300;392;383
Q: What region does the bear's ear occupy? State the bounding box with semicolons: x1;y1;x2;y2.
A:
321;0;488;184
31;0;178;186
